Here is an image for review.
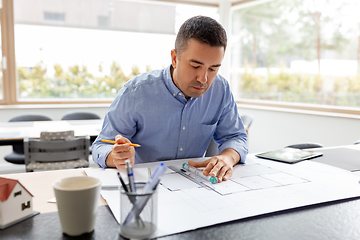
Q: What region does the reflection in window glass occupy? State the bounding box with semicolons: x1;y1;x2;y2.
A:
14;0;217;100
98;16;109;28
43;12;65;22
230;0;360;108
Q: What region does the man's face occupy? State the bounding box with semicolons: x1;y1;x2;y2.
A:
170;38;225;99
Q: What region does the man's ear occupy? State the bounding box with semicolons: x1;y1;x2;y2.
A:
171;49;177;69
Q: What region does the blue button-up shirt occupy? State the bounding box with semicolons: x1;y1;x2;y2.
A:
92;65;248;167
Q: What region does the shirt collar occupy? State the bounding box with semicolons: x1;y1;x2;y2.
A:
164;65;189;103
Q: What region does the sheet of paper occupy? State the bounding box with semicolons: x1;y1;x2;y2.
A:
160;172;200;191
86;168;150;187
86;155;360;239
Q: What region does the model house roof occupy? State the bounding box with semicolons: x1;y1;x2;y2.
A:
0;177;33;202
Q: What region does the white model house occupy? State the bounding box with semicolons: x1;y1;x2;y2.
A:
0;177;34;228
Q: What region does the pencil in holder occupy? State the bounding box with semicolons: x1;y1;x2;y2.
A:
119;182;158;239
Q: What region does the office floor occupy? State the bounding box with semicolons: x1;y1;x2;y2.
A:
0;146;98;174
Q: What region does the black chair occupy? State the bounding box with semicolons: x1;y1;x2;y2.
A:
285;143;324;149
4;114;53;165
61;112;101;121
240;114;254;131
205;114;254;157
205;138;219;158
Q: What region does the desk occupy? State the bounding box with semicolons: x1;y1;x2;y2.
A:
1;146;360;240
0;168;107;213
311;144;360;172
0;119;102;145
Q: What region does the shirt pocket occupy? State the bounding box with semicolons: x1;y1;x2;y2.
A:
196;122;217;148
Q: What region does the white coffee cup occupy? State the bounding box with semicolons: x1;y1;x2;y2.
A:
53;176;101;236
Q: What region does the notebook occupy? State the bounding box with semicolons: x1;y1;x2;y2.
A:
255;147;323;164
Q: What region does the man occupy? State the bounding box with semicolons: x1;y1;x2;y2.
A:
92;16;248;183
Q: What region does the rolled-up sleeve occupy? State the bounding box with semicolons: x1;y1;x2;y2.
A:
92;85;137;168
92;143;112;168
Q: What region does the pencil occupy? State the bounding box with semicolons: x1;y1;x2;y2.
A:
101;139;141;147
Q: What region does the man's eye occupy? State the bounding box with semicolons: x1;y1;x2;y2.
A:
209;68;216;72
192;65;200;69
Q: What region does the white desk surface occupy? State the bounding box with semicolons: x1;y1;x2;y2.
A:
0;119;102;141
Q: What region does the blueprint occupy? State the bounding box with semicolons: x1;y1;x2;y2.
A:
85;154;360;238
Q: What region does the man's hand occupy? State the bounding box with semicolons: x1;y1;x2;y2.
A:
188;148;240;183
105;134;135;170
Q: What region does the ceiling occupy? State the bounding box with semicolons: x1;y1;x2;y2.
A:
133;0;260;7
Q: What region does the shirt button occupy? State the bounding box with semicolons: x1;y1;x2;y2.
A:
180;147;183;151
182;126;185;130
179;93;182;96
173;93;176;96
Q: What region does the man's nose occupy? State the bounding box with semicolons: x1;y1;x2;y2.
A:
197;70;208;84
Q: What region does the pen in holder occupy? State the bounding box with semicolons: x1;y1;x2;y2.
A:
120;182;158;239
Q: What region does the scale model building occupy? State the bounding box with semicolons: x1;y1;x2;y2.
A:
0;177;34;229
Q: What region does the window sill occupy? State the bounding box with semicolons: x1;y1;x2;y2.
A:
236;99;360;120
0;102;111;110
1;99;359;120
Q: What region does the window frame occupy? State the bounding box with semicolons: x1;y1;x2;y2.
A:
1;0;17;105
0;0;359;117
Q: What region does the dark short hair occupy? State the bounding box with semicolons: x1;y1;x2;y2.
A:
175;15;227;56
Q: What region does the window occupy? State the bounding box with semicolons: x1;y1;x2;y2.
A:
22;201;30;210
1;0;358;115
14;190;22;197
10;0;217;103
230;0;360;111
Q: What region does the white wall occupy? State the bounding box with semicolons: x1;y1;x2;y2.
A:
238;104;360;153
